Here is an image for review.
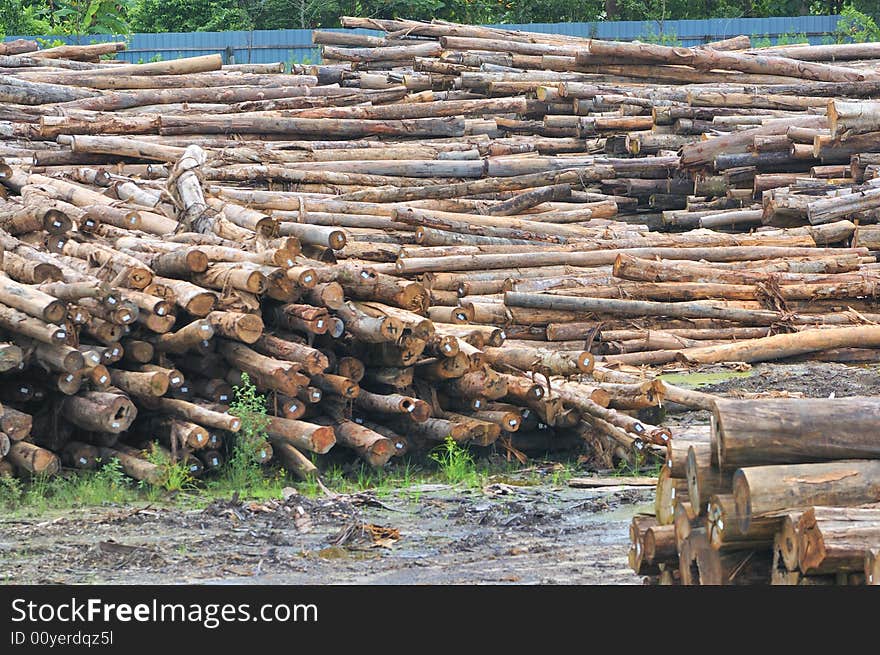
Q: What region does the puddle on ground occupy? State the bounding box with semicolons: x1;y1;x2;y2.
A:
659;370;754;388
313;546;380;561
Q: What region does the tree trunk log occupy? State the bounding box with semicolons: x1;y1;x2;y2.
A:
713;397;880;469
733;460;880;533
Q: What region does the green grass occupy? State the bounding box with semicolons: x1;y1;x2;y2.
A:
0;378;589;514
144;444;196;493
610;448;664;478
548;465;576;487
0;458;140;515
0;450;589;516
429;436;481;487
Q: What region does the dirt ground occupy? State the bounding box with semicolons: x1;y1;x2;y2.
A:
0;483;652;585
2;361;878;586
695;361;880;397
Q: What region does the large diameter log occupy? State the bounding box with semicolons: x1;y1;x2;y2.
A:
152;320;214;354
807;186;880;225
151;398;241;432
58;81;320;112
713;397;880;469
612;253;863;285
354;389;430;422
61;441;100;470
643;524;678;565
482;346;592;375
686;446;733;516
0;74;100;104
323;42;441;62
3;251;62;284
442;367;508;401
334;418;396;467
253;333;328;375
696;542;772;585
272;441;318;481
152;277;216;316
505;291;788;326
33;41;125;60
142;417;209;451
0;407;32;441
208;311;263;344
585;40;873;83
146;248;207;277
160;115;465;138
218;341;305;396
60;134;185;162
706;494;778;552
61;392;137;434
8;441;60;476
33;342;81;372
311;373;358;399
363;366;413;389
265;416;335;455
400;245;852;275
389;416;471;443
797;506;880;575
0;303;67;344
98;446;162;485
334;301;403;343
679;325;880;365
270;303;330;336
733;460;880;533
0;40;37;56
753;41;880;61
828;100;880;140
46;54;221;78
109;369;170;398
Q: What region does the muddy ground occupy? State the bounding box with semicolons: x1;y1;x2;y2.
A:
2;361;878;585
0;483;652;585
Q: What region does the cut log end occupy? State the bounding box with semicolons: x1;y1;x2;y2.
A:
733;470;752;534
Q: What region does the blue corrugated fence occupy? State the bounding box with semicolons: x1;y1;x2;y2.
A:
7;15;845;66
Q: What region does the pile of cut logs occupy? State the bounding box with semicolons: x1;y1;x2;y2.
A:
0;19;879;501
631;396;880;585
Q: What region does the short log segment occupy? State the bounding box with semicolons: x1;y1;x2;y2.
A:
713;397;880;469
733;460;880;533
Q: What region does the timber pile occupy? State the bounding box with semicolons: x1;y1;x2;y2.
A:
630;396;880;585
0;20;878;494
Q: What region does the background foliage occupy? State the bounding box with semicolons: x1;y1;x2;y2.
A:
0;1;878;46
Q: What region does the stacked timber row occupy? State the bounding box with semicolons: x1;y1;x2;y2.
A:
0;20;879;485
630;397;880;585
0;36;674;483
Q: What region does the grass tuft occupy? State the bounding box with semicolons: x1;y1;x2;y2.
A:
429;436;480;487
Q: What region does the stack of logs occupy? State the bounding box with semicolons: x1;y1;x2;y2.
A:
0;19;879;495
630;396;880;585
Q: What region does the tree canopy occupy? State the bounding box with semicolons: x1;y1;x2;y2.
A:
0;0;878;36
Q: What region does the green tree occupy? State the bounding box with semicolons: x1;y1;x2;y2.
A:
0;0;52;36
2;0;129;37
130;0;251;32
46;0;130;35
833;4;880;42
